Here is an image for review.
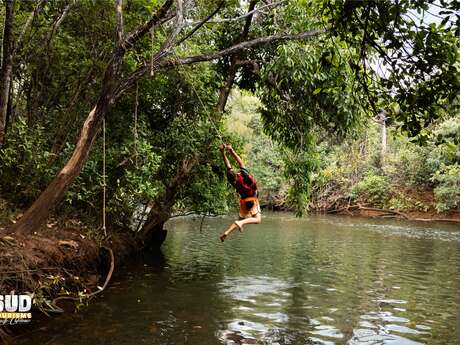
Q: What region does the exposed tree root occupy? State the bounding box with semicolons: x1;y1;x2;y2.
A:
46;247;115;314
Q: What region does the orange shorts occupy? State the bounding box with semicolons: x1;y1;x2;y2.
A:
239;197;261;219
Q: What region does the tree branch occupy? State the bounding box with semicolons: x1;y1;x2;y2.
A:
191;0;286;24
216;0;259;112
115;0;124;45
144;0;184;76
45;1;74;47
122;0;174;51
14;0;46;55
176;0;224;46
166;29;326;66
158;0;184;55
116;28;326;97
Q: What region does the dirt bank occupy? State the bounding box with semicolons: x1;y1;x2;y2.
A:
0;216;140;318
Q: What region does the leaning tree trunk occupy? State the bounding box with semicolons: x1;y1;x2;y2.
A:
9;65;120;235
0;0;15;145
139;157;198;241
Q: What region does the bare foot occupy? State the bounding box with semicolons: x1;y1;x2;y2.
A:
220;233;227;242
234;221;244;232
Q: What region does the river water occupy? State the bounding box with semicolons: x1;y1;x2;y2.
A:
15;213;460;345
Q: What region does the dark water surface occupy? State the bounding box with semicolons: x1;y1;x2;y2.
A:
15;213;460;345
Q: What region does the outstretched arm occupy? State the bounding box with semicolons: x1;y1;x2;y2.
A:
219;144;232;170
226;144;245;169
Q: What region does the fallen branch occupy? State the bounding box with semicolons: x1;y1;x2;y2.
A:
357;206;409;220
327;204;359;214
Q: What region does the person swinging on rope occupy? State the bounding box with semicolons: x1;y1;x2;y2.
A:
219;144;261;242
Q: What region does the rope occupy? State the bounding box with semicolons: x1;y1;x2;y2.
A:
175;52;225;143
102;117;107;237
134;81;139;165
157;26;225;144
150;29;154;76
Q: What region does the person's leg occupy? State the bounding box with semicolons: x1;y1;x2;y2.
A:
234;212;261;231
220;221;239;242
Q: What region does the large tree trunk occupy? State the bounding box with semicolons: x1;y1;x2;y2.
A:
0;0;15;145
139;157;198;241
10;105;104;234
10;59;121;234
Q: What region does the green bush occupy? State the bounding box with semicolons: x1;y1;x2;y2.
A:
395;145;440;188
351;174;390;207
0;119;57;205
432;164;460;212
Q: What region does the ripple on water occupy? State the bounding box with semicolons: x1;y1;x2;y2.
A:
349;328;425;345
361;311;410;323
311;324;344;339
218;276;293;302
366;223;460;242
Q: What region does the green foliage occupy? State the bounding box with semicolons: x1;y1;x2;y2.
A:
255;39;367;213
432;164;460;212
351;174;390;208
394;145;439;188
310;113;460;212
106;139;162;228
0;119;57;205
258;40;366;149
387;192;418;211
322;0;460;137
283;148;318;215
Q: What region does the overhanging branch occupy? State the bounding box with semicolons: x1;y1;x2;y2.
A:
115;28;326;97
164;29;326;67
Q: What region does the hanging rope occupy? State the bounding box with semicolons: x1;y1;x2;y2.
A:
156;26;225;144
150;29;155;76
102;116;107;237
133;81;139;165
173;52;225;143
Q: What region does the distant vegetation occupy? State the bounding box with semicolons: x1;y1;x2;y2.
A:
227;90;460;214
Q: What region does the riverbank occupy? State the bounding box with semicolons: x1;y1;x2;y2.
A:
322;204;460;223
0;216;136;308
305;186;460;224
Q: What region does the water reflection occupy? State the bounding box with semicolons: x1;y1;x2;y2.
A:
14;213;460;345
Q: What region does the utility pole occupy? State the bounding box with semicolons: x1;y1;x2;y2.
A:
374;109;388;167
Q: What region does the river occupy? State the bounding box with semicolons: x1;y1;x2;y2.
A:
15;213;460;344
